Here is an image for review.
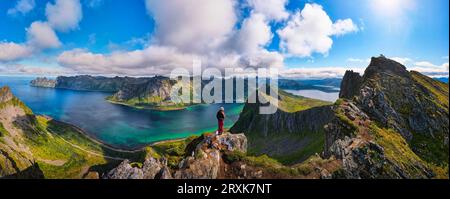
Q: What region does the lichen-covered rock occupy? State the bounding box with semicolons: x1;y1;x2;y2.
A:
142;157;163;179
104;160;144;179
0;87;13;103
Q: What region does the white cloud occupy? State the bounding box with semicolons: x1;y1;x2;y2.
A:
332;19;359;36
57;47;195;75
414;61;436;68
0;21;61;62
26;21;62;49
347;58;369;63
391;57;412;65
0;42;33;62
277;3;358;57
235;13;272;54
7;0;35;16
410;61;449;74
247;0;289;21
145;0;237;54
46;0;83;32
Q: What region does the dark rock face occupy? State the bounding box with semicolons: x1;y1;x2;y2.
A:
0;87;13;103
339;70;362;99
30;78;56;88
54;75;150;92
231;103;334;137
230;97;334;163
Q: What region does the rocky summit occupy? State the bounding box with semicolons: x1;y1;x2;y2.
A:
323;56;449;179
104;133;250;179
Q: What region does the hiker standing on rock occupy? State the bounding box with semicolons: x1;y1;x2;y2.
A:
216;107;225;135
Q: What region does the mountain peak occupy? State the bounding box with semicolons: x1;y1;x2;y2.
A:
0;86;13;103
364;55;409;78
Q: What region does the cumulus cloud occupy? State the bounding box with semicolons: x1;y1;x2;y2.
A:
7;0;35;16
390;57;412;65
277;3;358;57
332;19;359;36
46;0;83;32
56;0;284;75
235;13;272;54
145;0;237;54
410;61;449;77
0;21;61;62
26;21;62;49
57;47;196;75
246;0;289;21
0;42;33;62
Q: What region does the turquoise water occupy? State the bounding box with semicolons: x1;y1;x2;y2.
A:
0;76;244;149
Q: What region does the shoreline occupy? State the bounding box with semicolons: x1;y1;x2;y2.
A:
106;99;189;111
46;116;190;151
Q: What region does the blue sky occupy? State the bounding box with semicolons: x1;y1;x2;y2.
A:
0;0;448;78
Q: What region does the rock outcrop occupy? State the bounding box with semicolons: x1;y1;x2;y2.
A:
104;133;248;179
323;56;449;179
339;70;362;99
0;87;13;103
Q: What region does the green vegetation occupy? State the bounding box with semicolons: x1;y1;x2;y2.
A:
411;71;449;110
410;132;449;167
247;131;325;165
370;124;448;179
150;135;199;169
0;123;7;137
263;89;332;113
107;98;188;111
19;116;145;178
223;150;340;178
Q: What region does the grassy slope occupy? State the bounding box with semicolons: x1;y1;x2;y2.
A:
409;71;449;169
24;116;146;178
332;80;449;179
0;97;146;179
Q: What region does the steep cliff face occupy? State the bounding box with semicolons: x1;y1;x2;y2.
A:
323;56;449;179
230;90;333;164
339;70;362;99
107;76;184;110
54;75;150;92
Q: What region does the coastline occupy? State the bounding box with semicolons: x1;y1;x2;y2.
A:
47;116;190;151
106;99;189;111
